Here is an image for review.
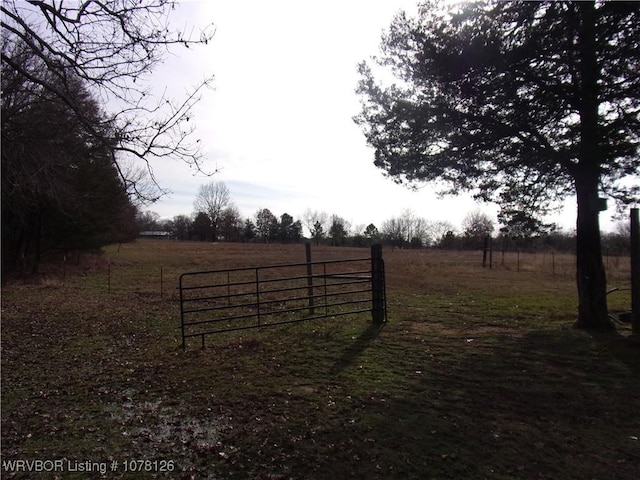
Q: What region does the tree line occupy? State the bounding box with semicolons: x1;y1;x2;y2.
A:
1;36;138;277
138;181;633;255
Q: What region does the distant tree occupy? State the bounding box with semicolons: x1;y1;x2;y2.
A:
462;210;495;249
310;221;325;246
255;208;278;243
219;206;242;242
302;209;328;239
602;221;631;256
402;210;431;247
279;213;295;243
381;210;431;248
541;228;576;253
193;182;232;242
439;230;458;250
277;214;303;243
499;210;550;248
355;1;640;329
329;215;348;246
1;1;215;200
191;212;211;241
351;233;367;248
171;215;193;241
364;224;381;244
409;236;423;249
137;211;161;232
381;217;406;249
291;220;303;243
429;220;456;248
242;219;257;243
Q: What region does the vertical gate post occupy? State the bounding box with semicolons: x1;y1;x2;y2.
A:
306;242;315;315
371;244;386;324
179;274;186;351
631;208;639;334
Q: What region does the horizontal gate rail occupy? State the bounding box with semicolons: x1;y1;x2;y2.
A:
179;245;386;349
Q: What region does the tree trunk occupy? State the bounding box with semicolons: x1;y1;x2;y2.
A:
573;174;611;330
572;1;612;331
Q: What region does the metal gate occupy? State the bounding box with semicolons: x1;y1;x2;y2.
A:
179;245;386;349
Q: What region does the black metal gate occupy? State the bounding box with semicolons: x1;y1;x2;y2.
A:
179;245;386;349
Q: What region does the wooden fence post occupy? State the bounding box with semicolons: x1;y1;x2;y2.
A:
631;208;639;334
371;244;386;324
482;236;489;268
489;237;493;269
306;242;315;315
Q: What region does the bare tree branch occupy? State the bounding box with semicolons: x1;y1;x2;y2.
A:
1;0;216;200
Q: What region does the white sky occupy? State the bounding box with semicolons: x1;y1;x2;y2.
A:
143;0;621;234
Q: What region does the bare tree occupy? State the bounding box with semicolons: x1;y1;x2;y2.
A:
462;210;495;249
193;182;231;242
428;220;456;247
381;210;431;248
136;210;161;232
381;217;405;249
1;0;215;201
302;209;328;239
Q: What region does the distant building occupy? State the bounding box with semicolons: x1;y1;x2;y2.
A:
139;231;174;240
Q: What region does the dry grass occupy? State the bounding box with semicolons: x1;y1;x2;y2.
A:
2;240;638;479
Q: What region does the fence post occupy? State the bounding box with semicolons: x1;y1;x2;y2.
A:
482;236;489;268
371;244;386;324
305;242;315;315
489;237;493;269
631;208;639;334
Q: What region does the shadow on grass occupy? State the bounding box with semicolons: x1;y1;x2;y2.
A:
330;322;386;374
589;329;640;375
343;327;640;479
227;326;640;479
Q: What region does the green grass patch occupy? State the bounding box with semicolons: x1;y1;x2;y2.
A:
2;241;639;479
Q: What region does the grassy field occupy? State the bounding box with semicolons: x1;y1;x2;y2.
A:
1;240;638;479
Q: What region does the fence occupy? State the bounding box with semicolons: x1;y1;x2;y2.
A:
481;244;631;281
179;244;386;349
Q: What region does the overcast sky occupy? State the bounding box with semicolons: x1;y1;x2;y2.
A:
142;0;620;234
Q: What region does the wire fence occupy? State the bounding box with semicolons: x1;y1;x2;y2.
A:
27;246;633;297
482;249;631;283
45;261;184;299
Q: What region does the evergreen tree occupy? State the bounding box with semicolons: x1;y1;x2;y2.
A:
355;1;640;329
2;39;136;276
255;208;278;243
310;221;325;246
242;219;257;243
191;212;212;241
